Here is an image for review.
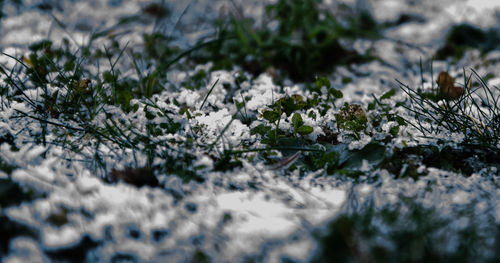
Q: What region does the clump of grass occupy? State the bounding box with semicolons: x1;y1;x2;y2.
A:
399;67;500;148
311;196;500;263
434;23;500;61
0;36;204;183
192;0;379;82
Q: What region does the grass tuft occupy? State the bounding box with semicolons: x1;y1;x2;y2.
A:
399;67;500;148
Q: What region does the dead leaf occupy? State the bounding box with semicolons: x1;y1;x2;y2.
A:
437;71;464;100
317;126;340;144
110;167;158;187
48;104;59;118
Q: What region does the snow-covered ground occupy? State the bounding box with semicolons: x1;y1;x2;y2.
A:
0;0;499;262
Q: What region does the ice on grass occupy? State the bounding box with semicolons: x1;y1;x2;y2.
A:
242;74;280;111
0;0;500;261
177;89;201;109
194;108;250;148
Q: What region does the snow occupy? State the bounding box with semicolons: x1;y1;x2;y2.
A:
3;237;47;263
0;0;499;262
242;74;280;111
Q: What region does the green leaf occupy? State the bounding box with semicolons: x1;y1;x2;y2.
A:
308;111;317;120
389;125;400;136
103;71;114;83
292;113;304;129
144;107;155;120
316;76;331;89
275;137;304;155
251;124;272;135
131;104;139;112
144;73;157;98
341;142;386;170
117;90;133;108
29;40;52;52
168;122;182;133
395;115;406;126
277;97;293;112
380;89;395;100
63;61;75;71
330;88;343;99
319;151;340;174
367;102;376;111
296;125;313;135
341;77;352;84
51;90;59;101
266;129;278;143
262;110;281;123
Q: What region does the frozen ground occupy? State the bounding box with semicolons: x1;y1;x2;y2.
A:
0;0;499;262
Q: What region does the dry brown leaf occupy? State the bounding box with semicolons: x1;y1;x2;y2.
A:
436;71;464;100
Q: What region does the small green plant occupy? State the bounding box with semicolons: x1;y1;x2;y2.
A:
193;0;379;81
367;89;406;138
291;113;313;136
253;92;319;146
335;103;368;139
315;76;343;114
